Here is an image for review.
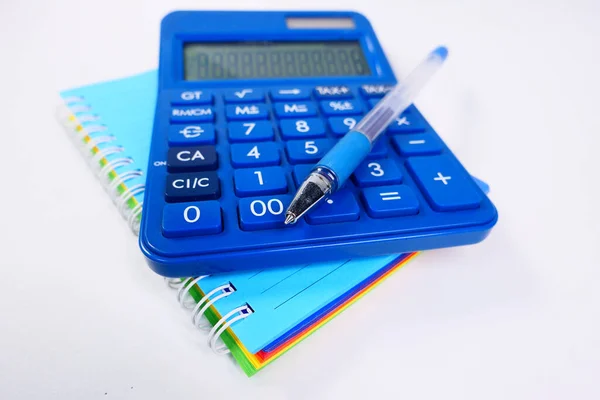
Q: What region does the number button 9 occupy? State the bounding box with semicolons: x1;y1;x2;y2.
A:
352;159;403;187
238;195;293;231
328;116;361;137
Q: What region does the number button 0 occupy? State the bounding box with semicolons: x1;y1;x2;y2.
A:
285;139;334;164
279;118;326;139
353;159;403;187
230;142;280;167
228;121;274;142
328;116;360;137
234;167;288;197
238;195;293;231
162;201;222;237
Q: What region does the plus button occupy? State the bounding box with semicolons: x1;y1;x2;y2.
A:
433;172;452;185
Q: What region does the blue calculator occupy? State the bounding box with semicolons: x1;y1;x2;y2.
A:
139;11;498;277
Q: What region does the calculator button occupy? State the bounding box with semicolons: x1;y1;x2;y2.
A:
270;87;311;101
305;190;360;225
167;146;218;173
168;124;216;146
280;118;326;139
162;201;222;238
169;90;213;105
223;88;264;103
165;172;220;203
228;121;274;142
238;195;293;231
171;106;215;123
353;159;403;187
226;104;269;120
234;167;288;197
328;116;361;137
366;138;389;159
387;113;427;133
392;134;443;156
286;139;334;164
273;102;317;118
230;142;280;167
361;185;419;218
368;99;381;109
293;164;315;187
406;155;482;211
360;85;394;98
320;100;363;116
314;86;352;99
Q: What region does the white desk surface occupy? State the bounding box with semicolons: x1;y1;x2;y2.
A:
1;1;599;399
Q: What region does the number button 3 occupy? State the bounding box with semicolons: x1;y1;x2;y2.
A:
238;195;293;231
234;167;288;197
230;142;280;167
162;201;222;237
353;159;403;187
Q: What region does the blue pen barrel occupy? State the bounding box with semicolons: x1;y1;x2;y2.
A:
315;130;372;188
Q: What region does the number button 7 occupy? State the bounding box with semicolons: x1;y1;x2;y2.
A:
228;121;274;142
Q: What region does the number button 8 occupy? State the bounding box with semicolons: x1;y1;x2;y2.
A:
280;118;326;139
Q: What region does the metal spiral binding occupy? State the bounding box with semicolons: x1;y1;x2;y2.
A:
177;276;209;308
208;305;254;355
56;98;146;235
191;284;235;330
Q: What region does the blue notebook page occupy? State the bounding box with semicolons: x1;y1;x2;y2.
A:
198;254;402;354
59;71;158;231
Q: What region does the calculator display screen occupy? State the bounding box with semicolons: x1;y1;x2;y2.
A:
183;41;371;80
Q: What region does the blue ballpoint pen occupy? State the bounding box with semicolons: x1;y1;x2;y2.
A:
285;46;449;224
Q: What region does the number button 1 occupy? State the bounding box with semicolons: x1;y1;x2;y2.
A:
238;195;293;231
328;116;361;137
285;139;334;164
230;142;280;167
162;201;222;237
280;118;326;139
353;159;403;187
234;167;288;197
228;121;274;142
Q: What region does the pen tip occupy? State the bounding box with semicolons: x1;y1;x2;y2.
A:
284;213;296;225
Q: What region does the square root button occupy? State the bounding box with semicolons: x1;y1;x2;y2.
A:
162;201;222;238
361;185;419;218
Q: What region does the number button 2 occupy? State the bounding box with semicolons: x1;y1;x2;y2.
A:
162;201;222;237
280;118;326;139
238;195;293;231
234;167;288;197
228;121;274;142
230;142;280;167
353;159;403;187
285;139;334;164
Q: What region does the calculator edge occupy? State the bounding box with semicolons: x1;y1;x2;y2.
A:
140;216;497;277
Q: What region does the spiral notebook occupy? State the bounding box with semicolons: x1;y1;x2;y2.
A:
57;71;489;376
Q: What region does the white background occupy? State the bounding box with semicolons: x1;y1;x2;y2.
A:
1;0;599;399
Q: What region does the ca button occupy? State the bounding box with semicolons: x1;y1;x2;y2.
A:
167;145;218;173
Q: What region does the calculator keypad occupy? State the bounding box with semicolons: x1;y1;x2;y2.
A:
159;82;490;239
